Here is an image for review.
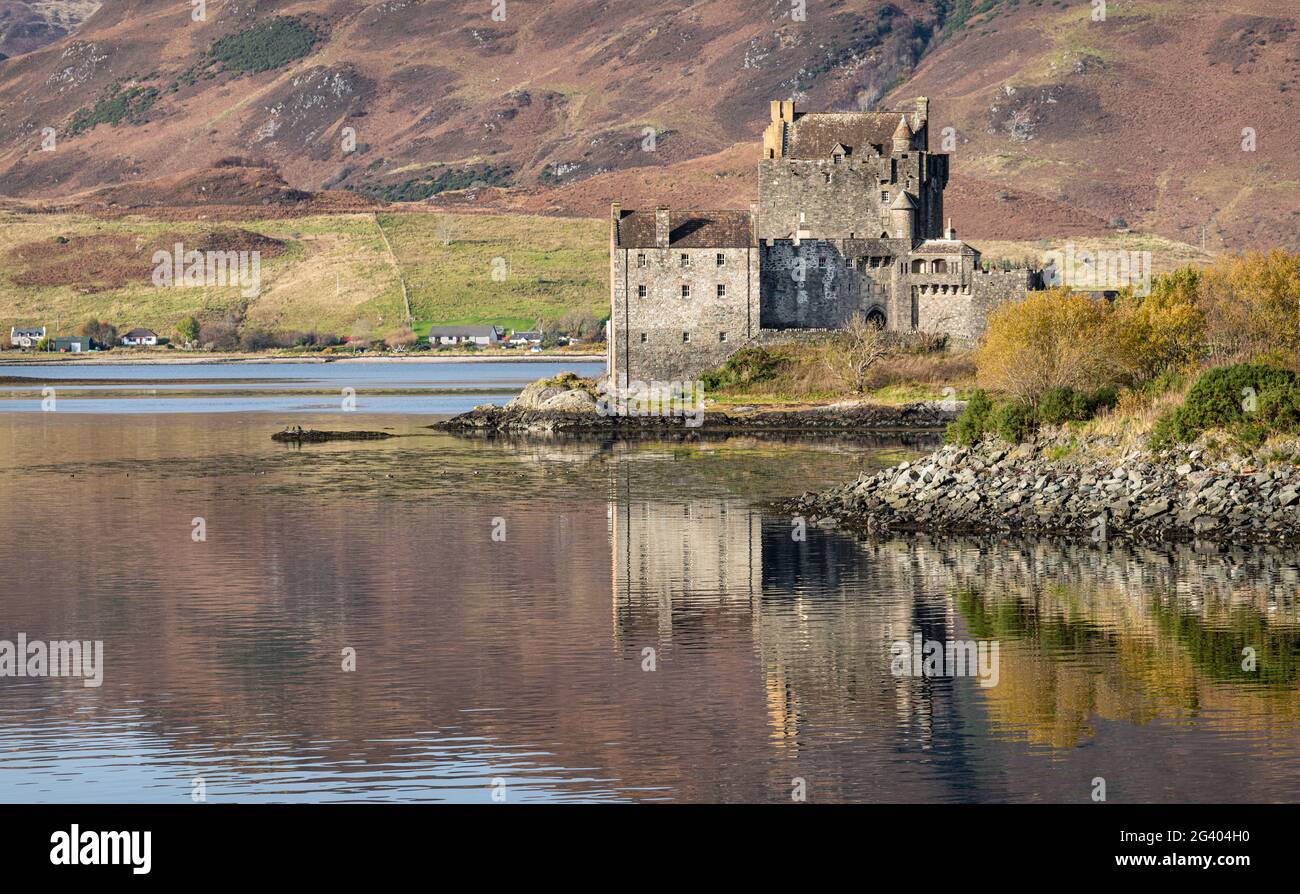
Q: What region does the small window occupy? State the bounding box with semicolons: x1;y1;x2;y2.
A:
718;331;727;342
681;285;691;299
716;253;725;267
682;331;690;343
637;253;646;268
881;190;890;203
640;333;647;343
680;254;690;268
637;285;647;298
716;284;726;298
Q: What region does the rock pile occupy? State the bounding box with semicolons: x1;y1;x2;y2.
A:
788;438;1300;543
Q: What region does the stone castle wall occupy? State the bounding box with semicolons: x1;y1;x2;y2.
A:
757;154;946;241
610;244;760;383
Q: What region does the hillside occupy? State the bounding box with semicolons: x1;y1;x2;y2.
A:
0;209;608;338
0;0;98;58
0;1;1294;250
0;209;1206;341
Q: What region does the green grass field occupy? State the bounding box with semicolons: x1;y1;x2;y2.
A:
0;210;608;341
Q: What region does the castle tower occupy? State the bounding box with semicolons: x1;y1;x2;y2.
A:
889;191;917;241
891;115;913;154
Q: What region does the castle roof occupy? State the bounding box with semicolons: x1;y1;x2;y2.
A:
614;210;752;249
785;111;906;159
889;190;917;210
912;239;978;255
892;115;912;141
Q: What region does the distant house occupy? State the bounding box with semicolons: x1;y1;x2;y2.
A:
10;326;45;349
53;335;96;353
427;326;502;346
509;330;543;346
120;328;159;346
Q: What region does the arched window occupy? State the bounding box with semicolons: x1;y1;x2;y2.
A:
931;259;948;274
911;259;925;274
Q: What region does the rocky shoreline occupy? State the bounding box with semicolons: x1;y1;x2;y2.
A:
434;401;957;435
787;437;1300;544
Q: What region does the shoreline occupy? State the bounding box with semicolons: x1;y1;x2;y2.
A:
435;401;958;435
0;352;606;367
787;436;1300;544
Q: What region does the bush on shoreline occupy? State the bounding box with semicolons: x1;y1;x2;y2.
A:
946;386;1118;446
971;251;1300;453
1150;364;1299;449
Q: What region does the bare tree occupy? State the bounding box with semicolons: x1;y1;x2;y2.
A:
436;215;458;247
826;312;890;395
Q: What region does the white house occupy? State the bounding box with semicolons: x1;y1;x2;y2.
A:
506;326;543;343
120;328;159;346
427;326;502;346
10;326;45;349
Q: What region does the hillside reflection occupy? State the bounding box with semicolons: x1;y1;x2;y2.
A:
1;414;1297;802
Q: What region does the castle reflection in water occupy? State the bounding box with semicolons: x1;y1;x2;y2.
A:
609;460;1300;768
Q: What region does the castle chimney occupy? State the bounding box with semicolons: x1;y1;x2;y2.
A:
913;97;929;130
945;217;956;240
655;207;670;248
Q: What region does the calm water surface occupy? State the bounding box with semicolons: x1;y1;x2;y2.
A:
0;360;605;413
0;370;1298;802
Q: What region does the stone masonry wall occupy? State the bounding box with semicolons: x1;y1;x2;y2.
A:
758;158;896;240
759;240;861;329
751;152;945;241
610;245;760;383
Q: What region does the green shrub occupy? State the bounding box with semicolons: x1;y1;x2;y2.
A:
1034;385;1119;426
1151;363;1299;448
1258;383;1300;435
699;347;780;391
1036;387;1090;425
67;85;159;136
1174;364;1297;438
367;165;513;202
991;400;1036;442
1089;385;1120;413
1149;410;1183;451
945;390;994;446
208;17;318;74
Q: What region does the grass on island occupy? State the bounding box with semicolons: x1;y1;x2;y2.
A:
698;341;978;410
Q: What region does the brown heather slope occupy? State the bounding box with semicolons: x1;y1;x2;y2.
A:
0;0;1294;249
883;0;1300;251
0;0;99;58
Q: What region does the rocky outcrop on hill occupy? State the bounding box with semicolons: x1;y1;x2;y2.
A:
789;438;1300;544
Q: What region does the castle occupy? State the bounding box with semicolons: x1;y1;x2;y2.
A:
609;98;1044;382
